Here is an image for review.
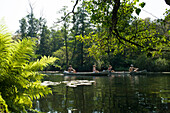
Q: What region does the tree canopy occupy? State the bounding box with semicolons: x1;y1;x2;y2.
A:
15;0;170;72
75;0;169;55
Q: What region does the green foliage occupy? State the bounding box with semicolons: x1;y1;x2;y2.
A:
134;54;155;71
17;13;46;40
37;24;52;56
53;46;72;69
0;23;57;112
134;54;170;72
82;0;169;58
14;0;170;72
0;94;9;113
154;58;169;72
135;8;141;15
139;2;145;8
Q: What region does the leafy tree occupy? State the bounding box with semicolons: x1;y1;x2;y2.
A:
16;2;46;40
68;0;169;57
57;6;71;69
18;18;28;39
70;4;96;71
17;14;46;40
53;46;72;70
154;58;169;71
50;29;64;53
0;23;57;112
37;24;52;56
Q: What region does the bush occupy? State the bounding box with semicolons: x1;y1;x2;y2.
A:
134;54;155;71
154;58;169;72
134;54;170;72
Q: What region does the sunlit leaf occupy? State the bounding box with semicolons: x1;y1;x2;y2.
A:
139;2;145;8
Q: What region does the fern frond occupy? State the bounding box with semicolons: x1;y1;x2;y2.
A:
0;22;58;112
25;56;57;71
24;81;52;100
7;38;35;68
0;93;9;113
0;24;13;70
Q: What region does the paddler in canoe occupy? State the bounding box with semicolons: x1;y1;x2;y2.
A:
129;64;138;72
93;65;99;73
107;65;115;73
68;65;76;73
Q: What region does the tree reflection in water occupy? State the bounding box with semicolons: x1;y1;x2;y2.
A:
33;74;170;113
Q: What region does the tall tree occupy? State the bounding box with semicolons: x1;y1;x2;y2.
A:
17;2;46;40
67;0;169;55
37;24;52;56
59;6;71;69
70;3;96;71
79;0;169;56
18;18;27;39
50;29;64;53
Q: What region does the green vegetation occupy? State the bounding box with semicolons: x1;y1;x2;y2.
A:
14;0;170;72
0;0;170;111
0;23;57;112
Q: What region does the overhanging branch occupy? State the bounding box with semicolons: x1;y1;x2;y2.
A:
55;0;79;23
113;29;170;52
109;0;169;52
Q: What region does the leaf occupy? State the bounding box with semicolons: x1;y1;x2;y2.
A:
135;8;141;15
168;30;170;35
139;2;145;8
0;94;9;112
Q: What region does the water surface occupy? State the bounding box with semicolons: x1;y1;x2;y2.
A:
33;74;170;113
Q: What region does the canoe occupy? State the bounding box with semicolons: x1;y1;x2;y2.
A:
63;71;109;76
64;71;130;76
130;70;147;75
63;70;147;76
110;71;130;75
110;70;147;75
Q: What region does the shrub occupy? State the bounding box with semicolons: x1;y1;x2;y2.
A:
134;54;155;71
154;58;169;72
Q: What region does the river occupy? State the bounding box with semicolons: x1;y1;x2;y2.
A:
33;74;170;113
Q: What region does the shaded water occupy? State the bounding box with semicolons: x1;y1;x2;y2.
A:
33;74;170;113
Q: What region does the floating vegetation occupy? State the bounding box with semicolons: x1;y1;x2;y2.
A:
66;83;77;87
65;80;95;87
41;81;61;86
41;80;96;87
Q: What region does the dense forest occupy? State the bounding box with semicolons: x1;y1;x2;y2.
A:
14;0;170;72
0;0;170;112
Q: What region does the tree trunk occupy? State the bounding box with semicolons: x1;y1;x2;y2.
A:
64;22;69;69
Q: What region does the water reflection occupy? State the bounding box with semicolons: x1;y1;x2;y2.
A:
33;74;170;113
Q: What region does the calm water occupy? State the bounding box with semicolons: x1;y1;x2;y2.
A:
33;74;170;113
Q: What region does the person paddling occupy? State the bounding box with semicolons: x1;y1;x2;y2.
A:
68;65;76;73
129;64;138;72
107;65;115;72
93;65;99;73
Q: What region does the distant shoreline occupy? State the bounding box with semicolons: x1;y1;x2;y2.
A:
39;71;170;75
